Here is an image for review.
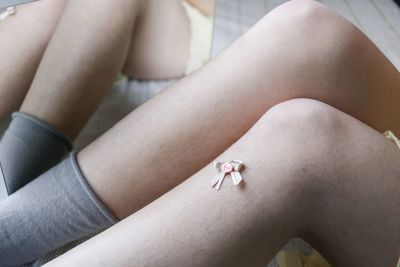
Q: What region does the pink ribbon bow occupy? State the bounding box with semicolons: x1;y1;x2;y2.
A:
211;160;244;190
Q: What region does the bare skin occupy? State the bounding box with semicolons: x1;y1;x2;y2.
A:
46;99;400;267
0;0;190;138
122;0;190;80
0;0;66;121
186;0;215;16
37;1;399;266
77;0;400;220
2;0;400;265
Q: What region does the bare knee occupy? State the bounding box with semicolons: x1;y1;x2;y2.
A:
268;0;363;44
253;0;368;70
220;99;396;264
265;100;400;266
239;0;383;126
260;98;347;156
260;98;376;201
237;99;351;228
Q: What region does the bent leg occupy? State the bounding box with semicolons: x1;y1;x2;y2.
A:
1;0;142;194
78;0;400;219
20;0;144;139
122;0;190;80
0;0;189;193
20;0;190;139
3;0;399;262
0;0;66;121
45;99;400;267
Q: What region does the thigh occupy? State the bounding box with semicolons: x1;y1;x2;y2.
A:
299;105;400;266
212;0;400;134
122;0;190;80
79;0;399;219
46;99;400;267
0;0;66;120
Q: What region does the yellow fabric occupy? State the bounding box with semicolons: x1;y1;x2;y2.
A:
277;250;331;267
182;1;213;75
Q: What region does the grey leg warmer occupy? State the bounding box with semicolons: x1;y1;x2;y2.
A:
0;112;72;195
0;153;118;267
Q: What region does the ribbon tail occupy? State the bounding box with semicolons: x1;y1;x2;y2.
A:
215;175;226;190
211;172;226;190
231;171;243;185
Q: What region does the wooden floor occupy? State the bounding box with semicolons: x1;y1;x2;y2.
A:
212;0;400;70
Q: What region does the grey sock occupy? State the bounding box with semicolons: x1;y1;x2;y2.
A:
0;112;72;195
0;153;118;267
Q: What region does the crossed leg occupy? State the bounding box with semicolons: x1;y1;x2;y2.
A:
46;99;400;266
45;1;400;265
77;0;400;219
1;0;399;265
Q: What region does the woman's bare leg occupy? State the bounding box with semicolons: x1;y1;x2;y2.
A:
45;99;400;267
3;0;399;264
0;0;66;121
122;0;190;80
76;0;400;219
1;0;189;137
186;0;215;16
19;0;142;139
0;0;190;195
0;0;145;195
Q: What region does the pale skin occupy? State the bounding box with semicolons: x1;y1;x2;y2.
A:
3;0;400;265
0;0;67;123
39;0;400;265
0;0;190;138
46;99;400;267
78;0;400;220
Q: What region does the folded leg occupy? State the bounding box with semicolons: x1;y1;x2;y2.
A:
0;0;66;121
1;0;399;265
0;0;190;194
78;0;400;219
46;99;400;267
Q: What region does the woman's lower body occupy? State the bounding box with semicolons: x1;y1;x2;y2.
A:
0;0;191;195
0;0;190;137
47;98;400;267
0;0;399;266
